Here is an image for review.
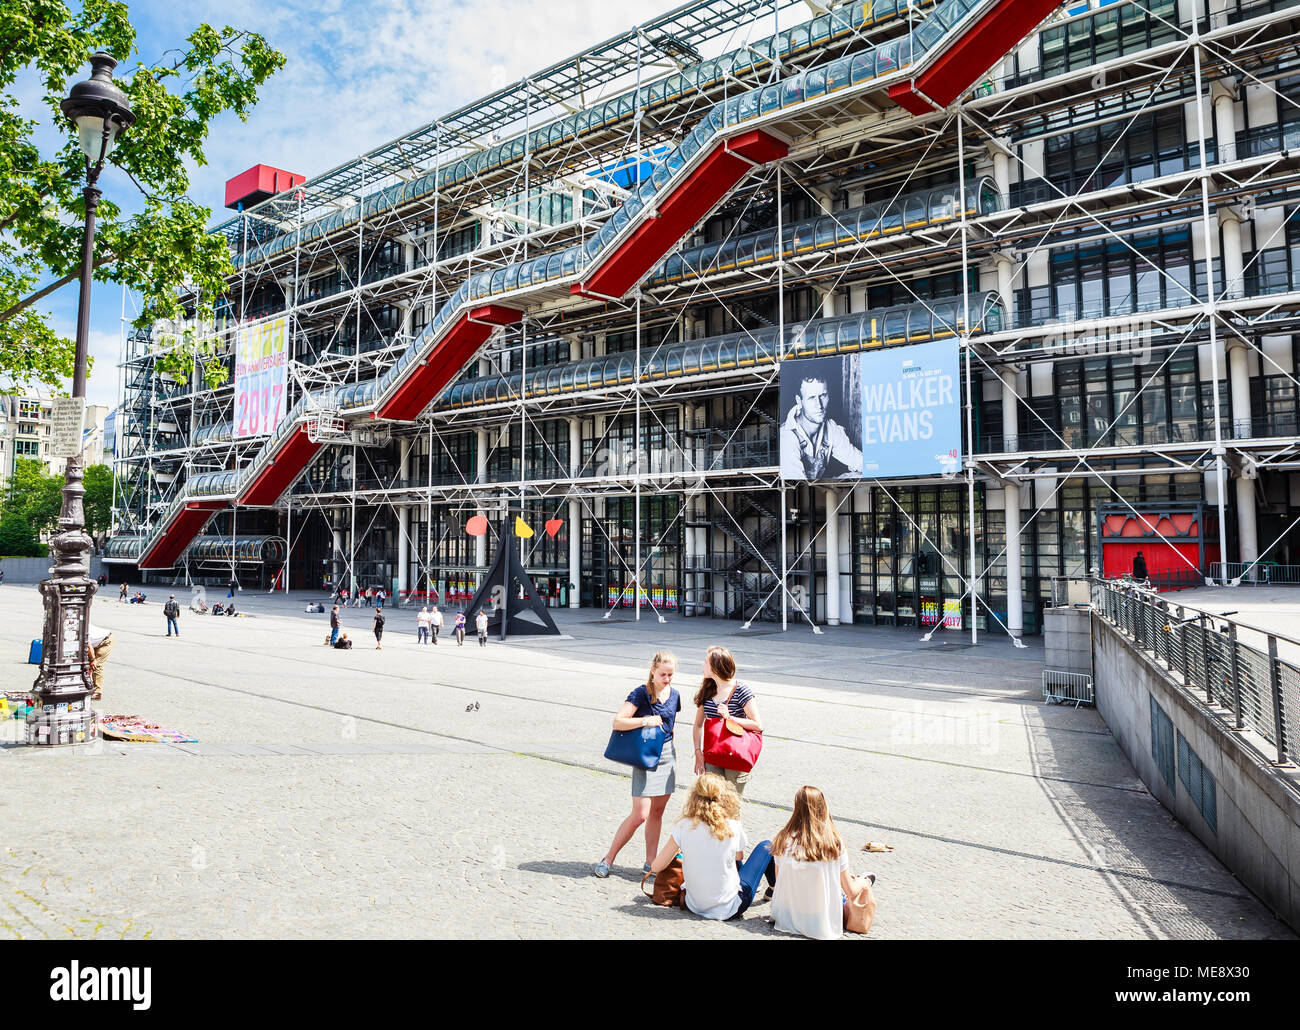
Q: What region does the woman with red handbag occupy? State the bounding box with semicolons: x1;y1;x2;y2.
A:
692;646;762;796
594;650;681;879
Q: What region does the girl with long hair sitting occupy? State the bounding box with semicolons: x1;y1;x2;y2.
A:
648;773;775;920
769;785;874;939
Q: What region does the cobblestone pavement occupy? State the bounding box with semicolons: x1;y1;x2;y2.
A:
0;585;1291;939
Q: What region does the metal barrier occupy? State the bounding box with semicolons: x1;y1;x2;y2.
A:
1209;562;1300;586
1091;579;1300;765
1042;670;1094;708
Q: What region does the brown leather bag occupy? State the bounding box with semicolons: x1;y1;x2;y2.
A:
642;857;687;908
843;874;877;934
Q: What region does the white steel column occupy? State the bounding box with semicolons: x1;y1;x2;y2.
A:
1193;44;1232;580
397;437;411;599
824;487;840;626
568;415;581;607
999;366;1023;637
475;427;488;573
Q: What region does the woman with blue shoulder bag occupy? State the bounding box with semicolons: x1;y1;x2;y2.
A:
594;650;680;879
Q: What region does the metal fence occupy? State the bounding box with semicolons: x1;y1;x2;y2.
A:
1208;562;1300;586
1091;579;1300;765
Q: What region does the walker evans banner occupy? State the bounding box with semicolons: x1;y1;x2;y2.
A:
778;339;962;480
235;316;289;438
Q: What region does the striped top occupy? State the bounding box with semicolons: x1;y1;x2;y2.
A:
702;681;755;719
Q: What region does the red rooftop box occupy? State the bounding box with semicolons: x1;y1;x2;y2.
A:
224;164;305;210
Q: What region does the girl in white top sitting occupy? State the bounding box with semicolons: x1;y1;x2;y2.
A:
648;773;775;921
769;785;870;940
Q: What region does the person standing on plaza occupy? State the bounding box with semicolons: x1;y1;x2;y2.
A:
692;645;762;796
86;625;114;701
594;650;680;879
475;607;489;647
430;604;443;645
417;605;431;645
1132;550;1148;583
329;604;341;646
364;586;373;608
454;610;466;645
227;576;236;599
163;594;181;638
353;585;363;608
119;582;128;603
646;772;775;920
373;606;385;650
377;588;386;610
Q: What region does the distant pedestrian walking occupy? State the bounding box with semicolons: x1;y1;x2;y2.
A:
454;611;466;646
364;587;373;607
373;607;385;649
227;577;236;599
417;606;431;644
475;608;489;646
377;588;386;609
1132;550;1148;582
329;605;341;646
430;604;443;645
164;594;181;637
692;645;763;797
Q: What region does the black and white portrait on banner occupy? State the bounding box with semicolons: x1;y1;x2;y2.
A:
779;353;863;480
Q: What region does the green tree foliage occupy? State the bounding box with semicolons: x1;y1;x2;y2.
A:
5;456;63;533
0;0;285;392
0;509;41;556
82;461;114;537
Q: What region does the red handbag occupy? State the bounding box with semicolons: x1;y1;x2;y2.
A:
702;716;763;772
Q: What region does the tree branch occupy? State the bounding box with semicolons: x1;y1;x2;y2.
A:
0;253;115;325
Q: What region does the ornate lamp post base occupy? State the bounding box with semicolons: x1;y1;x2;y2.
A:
26;702;97;747
28;456;99;747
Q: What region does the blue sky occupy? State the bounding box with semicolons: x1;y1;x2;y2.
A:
30;0;784;409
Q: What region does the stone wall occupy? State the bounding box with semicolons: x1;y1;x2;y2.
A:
1092;613;1300;930
0;556;104;584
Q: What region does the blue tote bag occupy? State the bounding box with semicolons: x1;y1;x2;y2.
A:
604;724;665;770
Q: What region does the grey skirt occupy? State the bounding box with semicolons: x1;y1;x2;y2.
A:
632;739;677;797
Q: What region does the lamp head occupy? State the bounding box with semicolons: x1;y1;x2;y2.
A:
60;52;135;166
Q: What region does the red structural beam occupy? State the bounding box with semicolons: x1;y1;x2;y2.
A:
888;0;1064;115
137;502;225;569
572;130;788;300
377;304;522;421
239;427;324;507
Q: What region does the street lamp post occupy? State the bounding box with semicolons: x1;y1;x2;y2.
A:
27;53;134;747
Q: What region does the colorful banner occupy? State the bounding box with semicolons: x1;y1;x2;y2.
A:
779;339;962;480
235;316;289;438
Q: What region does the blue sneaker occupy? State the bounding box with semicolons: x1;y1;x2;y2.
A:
593;860;611;878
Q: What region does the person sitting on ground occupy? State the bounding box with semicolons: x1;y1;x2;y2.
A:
332;631;353;650
768;785;874;940
212;602;224;616
129;590;147;604
647;773;774;921
225;602;236;616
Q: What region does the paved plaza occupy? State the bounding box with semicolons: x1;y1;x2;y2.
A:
0;583;1292;940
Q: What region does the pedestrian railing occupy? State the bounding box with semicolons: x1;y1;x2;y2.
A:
1090;579;1300;765
1209;562;1300;586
